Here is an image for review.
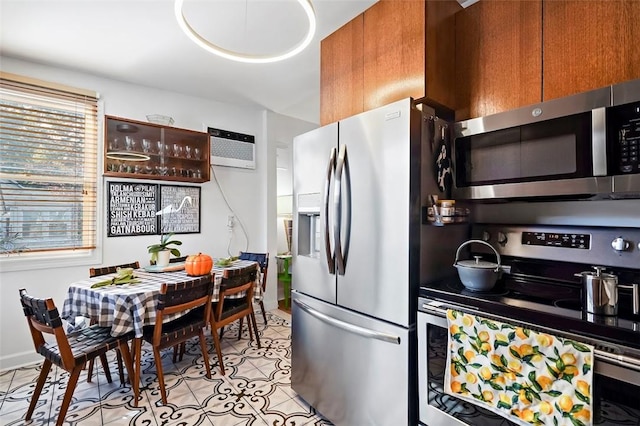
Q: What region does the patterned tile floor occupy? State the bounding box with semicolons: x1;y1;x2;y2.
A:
0;310;333;426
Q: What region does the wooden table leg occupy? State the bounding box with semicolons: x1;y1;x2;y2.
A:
133;337;142;407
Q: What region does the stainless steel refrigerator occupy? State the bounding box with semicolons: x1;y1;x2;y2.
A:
292;98;452;426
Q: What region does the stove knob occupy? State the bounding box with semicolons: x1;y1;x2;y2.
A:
611;237;630;252
497;232;508;245
482;231;491;242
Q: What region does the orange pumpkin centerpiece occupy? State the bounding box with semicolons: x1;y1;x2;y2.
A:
185;253;213;276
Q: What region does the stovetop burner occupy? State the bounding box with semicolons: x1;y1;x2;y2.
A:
427;275;583;316
554;298;582;311
507;278;576;299
446;281;509;297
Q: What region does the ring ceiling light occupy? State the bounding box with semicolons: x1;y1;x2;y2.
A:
174;0;317;64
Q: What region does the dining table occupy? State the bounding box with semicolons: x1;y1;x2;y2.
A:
61;259;261;405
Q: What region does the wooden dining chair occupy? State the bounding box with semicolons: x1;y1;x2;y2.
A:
86;261;140;384
238;252;269;324
19;289;136;426
210;263;261;375
89;261;140;278
142;275;214;405
156;255;193;364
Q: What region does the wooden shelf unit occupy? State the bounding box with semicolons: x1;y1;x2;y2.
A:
104;116;210;183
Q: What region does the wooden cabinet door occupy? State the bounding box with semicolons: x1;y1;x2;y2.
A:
543;0;640;101
455;0;542;120
425;0;460;110
363;0;426;112
320;14;364;126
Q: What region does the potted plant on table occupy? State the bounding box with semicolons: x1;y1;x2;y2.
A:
148;195;192;267
147;233;182;267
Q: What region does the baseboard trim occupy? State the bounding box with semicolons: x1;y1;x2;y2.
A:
0;350;40;372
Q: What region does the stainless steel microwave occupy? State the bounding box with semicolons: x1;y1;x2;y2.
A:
452;79;640;201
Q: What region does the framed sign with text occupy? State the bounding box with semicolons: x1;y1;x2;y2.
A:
159;185;201;234
107;182;159;237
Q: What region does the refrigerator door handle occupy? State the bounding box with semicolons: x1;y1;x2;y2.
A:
334;144;351;275
324;147;336;274
294;298;401;345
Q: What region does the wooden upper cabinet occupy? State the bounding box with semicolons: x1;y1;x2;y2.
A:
455;0;542;121
320;0;459;125
320;14;364;126
543;0;640;101
425;0;460;110
363;0;426;112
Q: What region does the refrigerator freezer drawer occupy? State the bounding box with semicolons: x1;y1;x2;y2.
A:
291;292;413;426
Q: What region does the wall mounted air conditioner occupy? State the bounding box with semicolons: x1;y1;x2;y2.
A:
208;127;255;169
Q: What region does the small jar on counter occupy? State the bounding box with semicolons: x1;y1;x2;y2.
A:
427;199;469;225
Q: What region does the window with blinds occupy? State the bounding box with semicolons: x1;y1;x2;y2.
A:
0;73;98;255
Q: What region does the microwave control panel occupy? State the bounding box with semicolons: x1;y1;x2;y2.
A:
609;101;640;174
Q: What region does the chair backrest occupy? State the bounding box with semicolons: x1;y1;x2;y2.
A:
19;289;74;370
238;252;268;270
90;261;140;278
222;263;258;292
152;275;214;345
214;263;258;323
238;252;268;290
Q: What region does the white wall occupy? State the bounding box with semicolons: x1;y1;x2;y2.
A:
269;110;316;199
267;111;316;298
270;110;316;244
0;57;312;370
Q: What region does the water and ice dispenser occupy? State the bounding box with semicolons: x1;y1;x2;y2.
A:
295;192;323;259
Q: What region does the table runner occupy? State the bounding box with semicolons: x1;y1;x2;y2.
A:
445;309;594;426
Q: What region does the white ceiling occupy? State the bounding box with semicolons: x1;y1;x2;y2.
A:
0;0;378;124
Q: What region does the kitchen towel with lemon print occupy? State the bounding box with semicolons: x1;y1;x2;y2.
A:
445;309;594;426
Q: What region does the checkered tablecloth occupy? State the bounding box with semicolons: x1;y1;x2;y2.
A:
61;260;261;338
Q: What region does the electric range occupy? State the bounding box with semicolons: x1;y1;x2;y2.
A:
417;224;640;426
420;224;640;353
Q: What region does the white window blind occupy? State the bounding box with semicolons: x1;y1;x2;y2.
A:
0;73;98;254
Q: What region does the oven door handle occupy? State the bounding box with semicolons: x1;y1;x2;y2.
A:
594;348;640;371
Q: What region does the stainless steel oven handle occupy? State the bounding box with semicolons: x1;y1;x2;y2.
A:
421;303;448;316
295;299;400;345
421;302;479;316
420;301;640;373
595;348;640;371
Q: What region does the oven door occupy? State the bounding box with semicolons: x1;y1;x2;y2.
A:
417;304;640;426
418;311;517;426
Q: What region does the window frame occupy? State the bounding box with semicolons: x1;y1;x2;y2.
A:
0;72;103;272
